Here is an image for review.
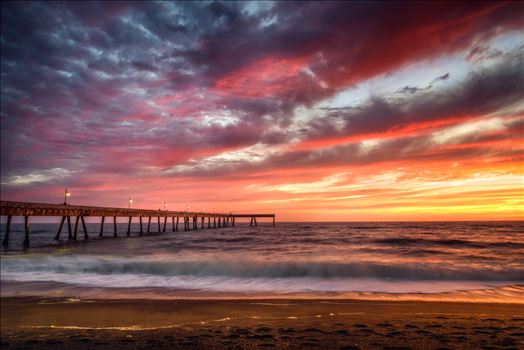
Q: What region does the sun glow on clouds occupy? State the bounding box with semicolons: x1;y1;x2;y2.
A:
2;168;74;185
251;171;523;220
1;2;523;220
432;117;507;144
166;143;285;175
202;112;240;127
248;173;351;194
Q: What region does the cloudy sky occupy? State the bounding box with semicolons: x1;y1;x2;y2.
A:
1;1;523;220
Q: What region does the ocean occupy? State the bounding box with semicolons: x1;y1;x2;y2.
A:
1;221;523;302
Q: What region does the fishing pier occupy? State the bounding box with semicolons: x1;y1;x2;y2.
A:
0;201;275;248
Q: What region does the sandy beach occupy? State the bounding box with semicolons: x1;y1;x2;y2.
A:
1;297;523;349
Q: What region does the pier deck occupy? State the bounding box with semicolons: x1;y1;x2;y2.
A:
0;201;275;248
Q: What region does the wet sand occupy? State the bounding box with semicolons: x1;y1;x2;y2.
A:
1;297;523;349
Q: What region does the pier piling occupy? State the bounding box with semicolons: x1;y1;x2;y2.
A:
99;216;105;237
55;216;66;240
23;215;29;248
66;216;72;240
73;216;79;240
2;215;12;247
81;216;88;240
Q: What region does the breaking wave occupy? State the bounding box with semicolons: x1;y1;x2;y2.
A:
2;255;523;282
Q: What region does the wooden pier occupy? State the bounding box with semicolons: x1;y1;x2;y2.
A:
0;201;275;248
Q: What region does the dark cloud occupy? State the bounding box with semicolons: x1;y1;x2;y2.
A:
130;60;157;72
397;85;426;95
432;73;450;83
1;1;523;187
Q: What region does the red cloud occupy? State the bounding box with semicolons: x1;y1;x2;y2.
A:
213;55;313;97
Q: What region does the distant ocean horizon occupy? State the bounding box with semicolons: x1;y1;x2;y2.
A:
1;221;523;303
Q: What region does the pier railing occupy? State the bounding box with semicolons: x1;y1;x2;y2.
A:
0;201;275;248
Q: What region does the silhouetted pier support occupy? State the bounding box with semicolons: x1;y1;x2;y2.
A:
99;216;105;237
23;215;29;248
2;215;12;247
55;216;66;240
72;215;89;240
73;216;79;240
127;216;132;236
232;214;274;228
1;201;275;249
81;216;88;240
66;216;72;240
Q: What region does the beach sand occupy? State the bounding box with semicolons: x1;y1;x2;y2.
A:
1;297;523;349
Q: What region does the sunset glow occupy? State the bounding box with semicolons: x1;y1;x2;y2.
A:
1;1;523;221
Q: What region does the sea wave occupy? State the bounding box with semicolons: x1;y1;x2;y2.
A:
1;255;523;282
374;237;524;249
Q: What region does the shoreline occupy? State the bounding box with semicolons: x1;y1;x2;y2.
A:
2;280;523;304
2;296;523;349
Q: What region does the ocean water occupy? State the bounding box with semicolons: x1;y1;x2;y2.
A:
1;221;523;302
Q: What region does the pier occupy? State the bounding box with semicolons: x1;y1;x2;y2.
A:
0;201;275;248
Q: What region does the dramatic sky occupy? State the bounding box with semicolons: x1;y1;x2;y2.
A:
1;1;523;221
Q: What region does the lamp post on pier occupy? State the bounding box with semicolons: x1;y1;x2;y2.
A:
64;189;71;205
128;197;133;208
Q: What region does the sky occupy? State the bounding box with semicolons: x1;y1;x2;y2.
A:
1;1;523;221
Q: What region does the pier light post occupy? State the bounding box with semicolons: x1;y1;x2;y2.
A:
164;202;167;211
128;197;133;208
64;188;71;205
186;204;189;212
